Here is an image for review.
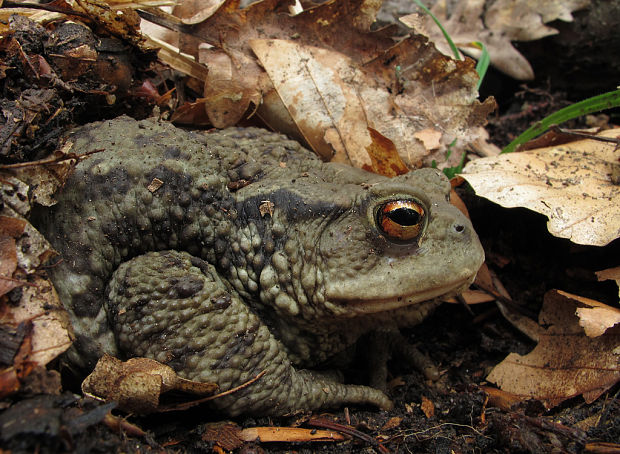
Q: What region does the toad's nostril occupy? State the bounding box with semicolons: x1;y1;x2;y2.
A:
454;224;465;233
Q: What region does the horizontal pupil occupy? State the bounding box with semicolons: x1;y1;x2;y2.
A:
386;207;420;226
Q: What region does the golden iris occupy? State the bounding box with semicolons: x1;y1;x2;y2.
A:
377;200;425;241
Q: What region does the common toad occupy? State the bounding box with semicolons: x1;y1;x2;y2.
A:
34;116;484;416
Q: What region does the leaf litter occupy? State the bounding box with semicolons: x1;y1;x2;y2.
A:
0;0;618;451
142;0;496;170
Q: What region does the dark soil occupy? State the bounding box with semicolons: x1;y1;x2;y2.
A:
1;2;619;453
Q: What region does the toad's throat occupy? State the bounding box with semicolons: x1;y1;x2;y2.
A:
329;276;473;314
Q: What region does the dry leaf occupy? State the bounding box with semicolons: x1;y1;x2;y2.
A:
486;289;620;409
202;422;245;451
0;184;58;272
485;0;590;41
82;354;219;413
413;128;443;151
0;216;25;296
169;99;212;125
380;416;403;431
596;266;620;300
199;48;263;128
550;290;620;338
171;0;226;25
7;275;72;367
401;0;590;80
595;266;620;282
363;128;409;177
0;172;70;373
249;38;376;165
446;289;496;305
143;34;209;84
400;0;533;80
10;162;76;208
420;395;435;418
461;128;620;246
482;385;529;411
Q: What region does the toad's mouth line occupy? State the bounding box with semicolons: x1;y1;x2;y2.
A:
329;275;473;314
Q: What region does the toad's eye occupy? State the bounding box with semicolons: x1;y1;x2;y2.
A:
377;200;426;242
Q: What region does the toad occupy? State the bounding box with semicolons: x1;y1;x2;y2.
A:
34;116;484;416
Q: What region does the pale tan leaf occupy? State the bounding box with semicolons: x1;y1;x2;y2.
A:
469;127;502;157
461;128;620;246
10;162;75;208
199;48;262;128
1;196;59;273
144;35;209;83
9;275;72;367
487;290;620;409
485;0;590;41
551;290;620;337
399;1;534;80
596;266;620;300
250;38;375;165
171;0;226;25
0;173;69;367
413;128;442;151
596;266;620;282
401;0;590;80
0;235;19;297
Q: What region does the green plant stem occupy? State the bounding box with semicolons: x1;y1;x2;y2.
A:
412;0;461;60
471;41;490;90
502;89;620;153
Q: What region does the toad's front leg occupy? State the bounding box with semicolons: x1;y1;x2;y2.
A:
106;250;392;416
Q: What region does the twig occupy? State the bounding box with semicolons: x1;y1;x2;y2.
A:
158;370;266;412
309;418;390;454
0;149;104;170
549;125;620;146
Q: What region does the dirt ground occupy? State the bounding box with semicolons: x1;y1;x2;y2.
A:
0;1;618;453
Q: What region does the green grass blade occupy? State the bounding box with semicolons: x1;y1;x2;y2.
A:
471;41;490;90
502;88;620;153
443;151;466;179
412;0;461;60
